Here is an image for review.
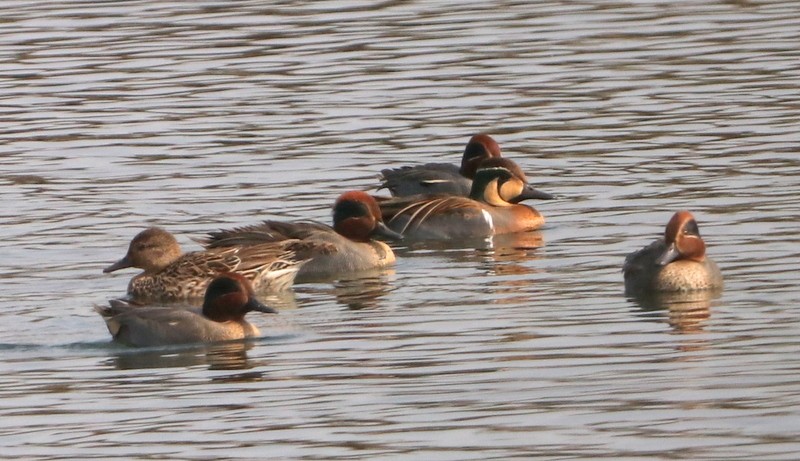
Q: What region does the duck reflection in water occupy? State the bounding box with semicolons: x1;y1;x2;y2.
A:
631;289;720;335
391;230;544;307
473;231;546;307
107;341;254;371
624;211;723;335
480;231;544;276
396;230;543;271
332;271;395;310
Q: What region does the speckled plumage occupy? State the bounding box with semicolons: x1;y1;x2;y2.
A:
623;211;723;293
104;227;308;303
201;191;402;282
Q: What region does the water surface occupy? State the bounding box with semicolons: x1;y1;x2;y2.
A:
2;1;800;459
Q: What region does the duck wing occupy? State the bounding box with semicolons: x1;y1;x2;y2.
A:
379;195;476;234
379;163;471;197
96;303;214;346
623;238;666;275
199;220;332;248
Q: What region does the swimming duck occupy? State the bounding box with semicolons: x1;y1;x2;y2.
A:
103;227;307;302
96;273;276;347
378;157;553;239
200;191;403;282
623;211;723;293
379;134;503;196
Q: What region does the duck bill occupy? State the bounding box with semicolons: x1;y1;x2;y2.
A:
103;255;133;273
510;185;555;203
372;221;404;241
656;243;680;266
245;297;277;314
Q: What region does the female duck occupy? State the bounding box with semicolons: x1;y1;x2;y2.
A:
379;134;503;197
623;211;723;293
379;158;553;239
201;191;403;282
96;273;276;347
103;227;307;302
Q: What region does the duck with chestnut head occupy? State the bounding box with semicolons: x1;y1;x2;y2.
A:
378;157;554;240
623;211;723;293
200;191;402;282
96;273;277;347
379;134;504;197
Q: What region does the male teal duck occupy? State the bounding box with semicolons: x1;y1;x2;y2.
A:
379;134;503;197
378;158;553;239
623;211;723;293
201;191;402;282
96;273;276;347
103;227;307;302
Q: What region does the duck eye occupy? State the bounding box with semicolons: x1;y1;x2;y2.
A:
683;220;700;236
334;200;370;221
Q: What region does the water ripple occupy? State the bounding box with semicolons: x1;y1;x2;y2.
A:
2;0;800;459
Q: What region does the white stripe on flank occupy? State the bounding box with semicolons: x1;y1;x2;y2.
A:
481;209;494;232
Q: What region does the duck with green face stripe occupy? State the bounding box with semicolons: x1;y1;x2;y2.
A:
378;157;554;240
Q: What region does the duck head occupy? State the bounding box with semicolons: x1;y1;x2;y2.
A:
656;211;707;265
459;134;503;179
469;158;554;206
103;227;182;273
202;273;276;322
333;191;403;242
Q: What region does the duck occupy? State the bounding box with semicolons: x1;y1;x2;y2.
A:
378;157;553;239
623;211;723;293
103;227;308;303
96;273;277;347
200;191;403;282
379;134;503;197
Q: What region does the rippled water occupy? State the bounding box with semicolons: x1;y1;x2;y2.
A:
2;0;800;459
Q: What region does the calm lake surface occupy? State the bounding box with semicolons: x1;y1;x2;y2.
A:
2;0;800;459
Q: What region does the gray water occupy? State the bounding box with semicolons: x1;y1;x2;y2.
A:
2;0;800;459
